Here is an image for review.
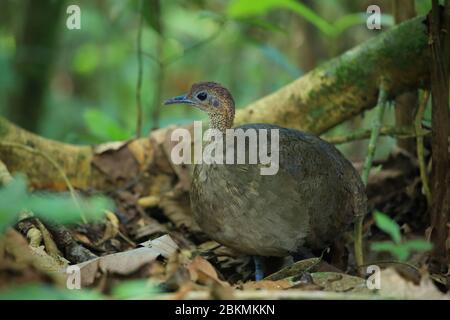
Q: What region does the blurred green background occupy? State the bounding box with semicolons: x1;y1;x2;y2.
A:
0;0;432;159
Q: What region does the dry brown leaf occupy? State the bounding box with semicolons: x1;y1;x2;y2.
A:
311;272;369;293
379;268;449;299
139;234;179;258
92;143;140;183
95;211;120;245
241;279;294;290
138;195;160;208
187;256;229;287
26;227;42;248
76;234;179;286
127;138;154;171
265;258;321;281
36;219;62;258
94;141;129;154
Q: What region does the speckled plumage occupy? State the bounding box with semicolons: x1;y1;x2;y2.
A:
165;82;367;257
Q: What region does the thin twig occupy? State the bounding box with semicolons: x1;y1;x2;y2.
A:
0;141;87;223
415;90;432;206
354;81;388;268
135;0;144;138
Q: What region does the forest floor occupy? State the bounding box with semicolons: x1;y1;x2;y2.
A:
0;149;448;300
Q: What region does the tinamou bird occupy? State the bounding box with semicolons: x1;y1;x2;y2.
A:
164;82;366;280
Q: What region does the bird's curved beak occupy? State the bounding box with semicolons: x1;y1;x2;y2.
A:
163;94;195;106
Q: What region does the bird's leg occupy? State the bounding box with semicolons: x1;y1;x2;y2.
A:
253;256;264;281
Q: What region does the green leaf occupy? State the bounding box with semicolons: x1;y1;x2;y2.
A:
0;175;28;232
83;109;130;142
142;0;162;32
111;279;159;299
227;0;287;18
72;44;100;75
373;211;401;243
403;239;433;252
0;284;103;300
371;241;409;261
0;175;113;230
371;239;433;262
227;0;334;36
28;193;112;224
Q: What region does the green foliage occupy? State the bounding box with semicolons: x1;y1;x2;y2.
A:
111;279;159;299
72;43;100;75
0;175;113;232
83;108;131;142
0;280;159;300
0;284;103;300
371;211;432;261
227;0;392;38
373;210;401;243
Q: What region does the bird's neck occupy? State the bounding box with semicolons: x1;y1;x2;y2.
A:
208;109;234;132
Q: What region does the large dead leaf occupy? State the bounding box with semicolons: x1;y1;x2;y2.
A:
310;272;370;293
379;268;449;299
92;142;140;184
186;256;229;287
76;234;179;286
139;234;179;258
265;258;321;281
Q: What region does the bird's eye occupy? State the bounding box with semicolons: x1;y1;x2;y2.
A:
196;92;207;101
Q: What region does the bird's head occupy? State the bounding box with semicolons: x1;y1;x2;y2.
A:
163;81;235;131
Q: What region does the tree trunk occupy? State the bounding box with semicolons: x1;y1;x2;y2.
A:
428;1;450;274
392;0;418;154
6;0;65;133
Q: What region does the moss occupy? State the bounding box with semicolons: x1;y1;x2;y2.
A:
0;118;11;138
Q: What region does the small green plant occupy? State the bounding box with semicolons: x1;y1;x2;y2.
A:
227;0;393;39
0;175;113;232
83;108;130;142
371;211;432;261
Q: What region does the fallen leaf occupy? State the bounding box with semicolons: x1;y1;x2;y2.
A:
311;272;369;293
241;279;294;290
265;258;321;281
139;234;179;258
137;195;160;208
95;211;120;245
94;141;129;154
76;234;179;286
379;268;449;299
187;256;229;287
